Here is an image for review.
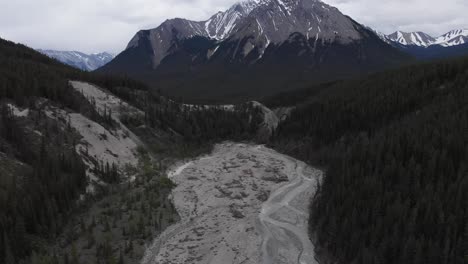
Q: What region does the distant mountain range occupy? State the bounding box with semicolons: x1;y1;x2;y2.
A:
385;29;468;47
37;50;115;71
376;29;468;60
99;0;410;102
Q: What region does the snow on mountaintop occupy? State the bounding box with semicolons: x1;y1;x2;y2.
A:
387;31;435;47
38;50;115;71
387;29;468;48
433;29;468;47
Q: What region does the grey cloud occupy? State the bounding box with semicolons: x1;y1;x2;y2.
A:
326;0;468;36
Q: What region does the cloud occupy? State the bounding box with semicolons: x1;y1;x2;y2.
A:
0;0;234;53
0;0;466;54
326;0;468;35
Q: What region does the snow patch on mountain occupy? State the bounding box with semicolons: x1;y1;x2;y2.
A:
37;50;115;71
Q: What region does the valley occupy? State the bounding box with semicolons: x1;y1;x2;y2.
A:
1;0;468;264
141;143;322;264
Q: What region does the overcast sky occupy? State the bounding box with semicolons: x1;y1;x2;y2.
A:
1;0;467;54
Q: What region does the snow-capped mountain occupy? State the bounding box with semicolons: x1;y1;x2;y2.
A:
100;0;409;102
386;29;468;48
433;29;468;47
383;29;468;60
125;0;364;67
37;50;115;71
387;31;435;47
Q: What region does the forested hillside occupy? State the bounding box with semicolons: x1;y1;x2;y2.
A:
0;38;264;263
0;38;96;263
269;57;468;264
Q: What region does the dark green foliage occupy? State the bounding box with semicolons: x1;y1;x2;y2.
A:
0;37;149;262
145;101;263;143
0;105;88;261
112;81;264;148
271;56;468;264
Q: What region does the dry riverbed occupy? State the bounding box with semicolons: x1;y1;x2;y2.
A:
141;143;322;264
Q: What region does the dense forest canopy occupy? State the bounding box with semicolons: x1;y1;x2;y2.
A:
270;56;468;264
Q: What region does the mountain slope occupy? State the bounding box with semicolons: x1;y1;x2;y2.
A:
38;49;114;71
99;0;410;102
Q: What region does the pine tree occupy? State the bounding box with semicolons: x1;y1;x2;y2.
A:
70;244;79;264
118;249;124;264
3;233;15;264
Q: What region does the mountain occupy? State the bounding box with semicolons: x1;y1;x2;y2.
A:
122;0;364;68
387;29;468;47
37;49;115;71
433;29;468;47
385;29;468;60
387;31;435;47
99;0;409;103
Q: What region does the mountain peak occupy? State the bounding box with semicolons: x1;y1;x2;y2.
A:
387;31;434;47
124;0;362;67
433;29;468;47
100;0;410;101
